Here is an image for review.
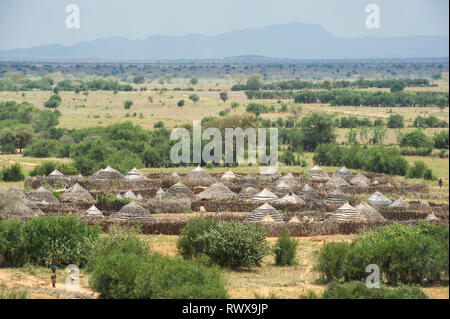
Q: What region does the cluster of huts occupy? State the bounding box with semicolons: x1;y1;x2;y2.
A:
1;164;444;229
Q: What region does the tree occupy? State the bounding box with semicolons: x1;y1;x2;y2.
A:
14;128;33;153
190;77;199;85
188;94;199;104
133;75;145;84
123;100;133;110
400;130;433;149
219;91;228;103
390;81;406;93
387;114;404;128
246;74;263;90
177;99;185;109
0;129;17;154
44;94;62;108
298;113;336;151
230;102;240;110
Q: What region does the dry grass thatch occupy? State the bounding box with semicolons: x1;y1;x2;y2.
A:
246;203;284;223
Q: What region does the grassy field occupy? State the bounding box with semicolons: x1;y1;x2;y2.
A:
0;234;448;299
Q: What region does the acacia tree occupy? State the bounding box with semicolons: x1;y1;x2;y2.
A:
219;91;228;103
189;94;199;104
177;99;185;109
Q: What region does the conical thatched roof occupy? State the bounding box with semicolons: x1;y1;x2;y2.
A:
62;183;95;203
274;181;292;197
325;188;347;203
278;193;306;205
260;166;282;180
163;182;195;200
196;183;236;200
306;165;329;181
326;175;349;188
111;201;156;222
238;174;259;187
246;203;284;223
220;169;236;182
333;166;353;179
261;213;276;223
355;202;386;222
154;188;165;200
425;213;439;221
331;203;366;222
297;184;319;199
48;169;64;178
125;168;144;180
0;199;41;219
136;194;143;201
420;199;430;207
123;190;138;200
22;198;44;216
389;198;409;209
7;186;25;199
371;179;379;186
277;173;300;188
91;166;123;180
186;166;212;179
349;172;370;187
367;192;392;207
84;205;103;218
28;186;59;204
237;187;259;201
287;215;301;223
251;188;279;203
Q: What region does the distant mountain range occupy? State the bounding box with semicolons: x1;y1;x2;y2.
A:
0;23;448;61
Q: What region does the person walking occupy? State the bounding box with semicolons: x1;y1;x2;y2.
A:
51;265;56;288
439;178;443;188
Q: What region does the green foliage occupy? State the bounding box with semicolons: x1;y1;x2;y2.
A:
1;163;25;181
300;281;428;299
219;91;228;103
298;113;336;151
413;116;448;128
123;100;133;110
177;218;218;260
87;226;227;299
0;287;28;299
96;193;131;205
400;130;433;149
314;222;449;285
433;130;449;149
29;161;79;176
0;216;101;267
406;160;437;180
386;114;404;128
188;94;199;103
44;94;62;108
203;221;270;269
273;231;298;266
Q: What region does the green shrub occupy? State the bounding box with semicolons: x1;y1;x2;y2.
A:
88;225;228;299
407;160;437;180
1;163;25;181
177;218;218;259
29;160;79;176
300;281;428;299
0;287;28;299
203;221;270;269
273;231;298;266
433;131;449;149
400;130;433;149
0;216;101;267
314;222;448;286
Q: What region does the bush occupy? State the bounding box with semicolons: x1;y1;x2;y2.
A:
300;281;428;299
177;218;219;259
0;216;101;267
387;114;404;128
314;222;448;285
204;220;270;269
44;94;62;108
88;225;228;299
407;160;437;180
1;163;25;181
400;130;433;149
273;231;298;266
28;160;79;176
433;131;449;149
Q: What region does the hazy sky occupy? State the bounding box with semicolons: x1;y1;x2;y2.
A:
0;0;448;50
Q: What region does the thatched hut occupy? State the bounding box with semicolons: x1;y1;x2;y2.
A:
111;201;156;222
333;166;353;179
48;169;65;179
251;188;279;203
276;173;300;189
425;213;439;221
123;190;138;200
324;188;347;204
196;183;236;200
237;187;259;201
260;166;282;181
62;183;95;203
389;198;409;209
325;175;349;188
125;168;144;180
91;166;123;180
349;172;370;187
246;203;284;223
28;186;59;204
238;174;260;187
84;205;103;218
163;182;195;200
7;186;25;198
278;193;306;205
367;192;392;207
287;215;301;223
182;166;215;186
297;184;319;200
330;202;366;222
274;181;292;197
220;169;236;182
306;165;329;181
355;202;386;222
